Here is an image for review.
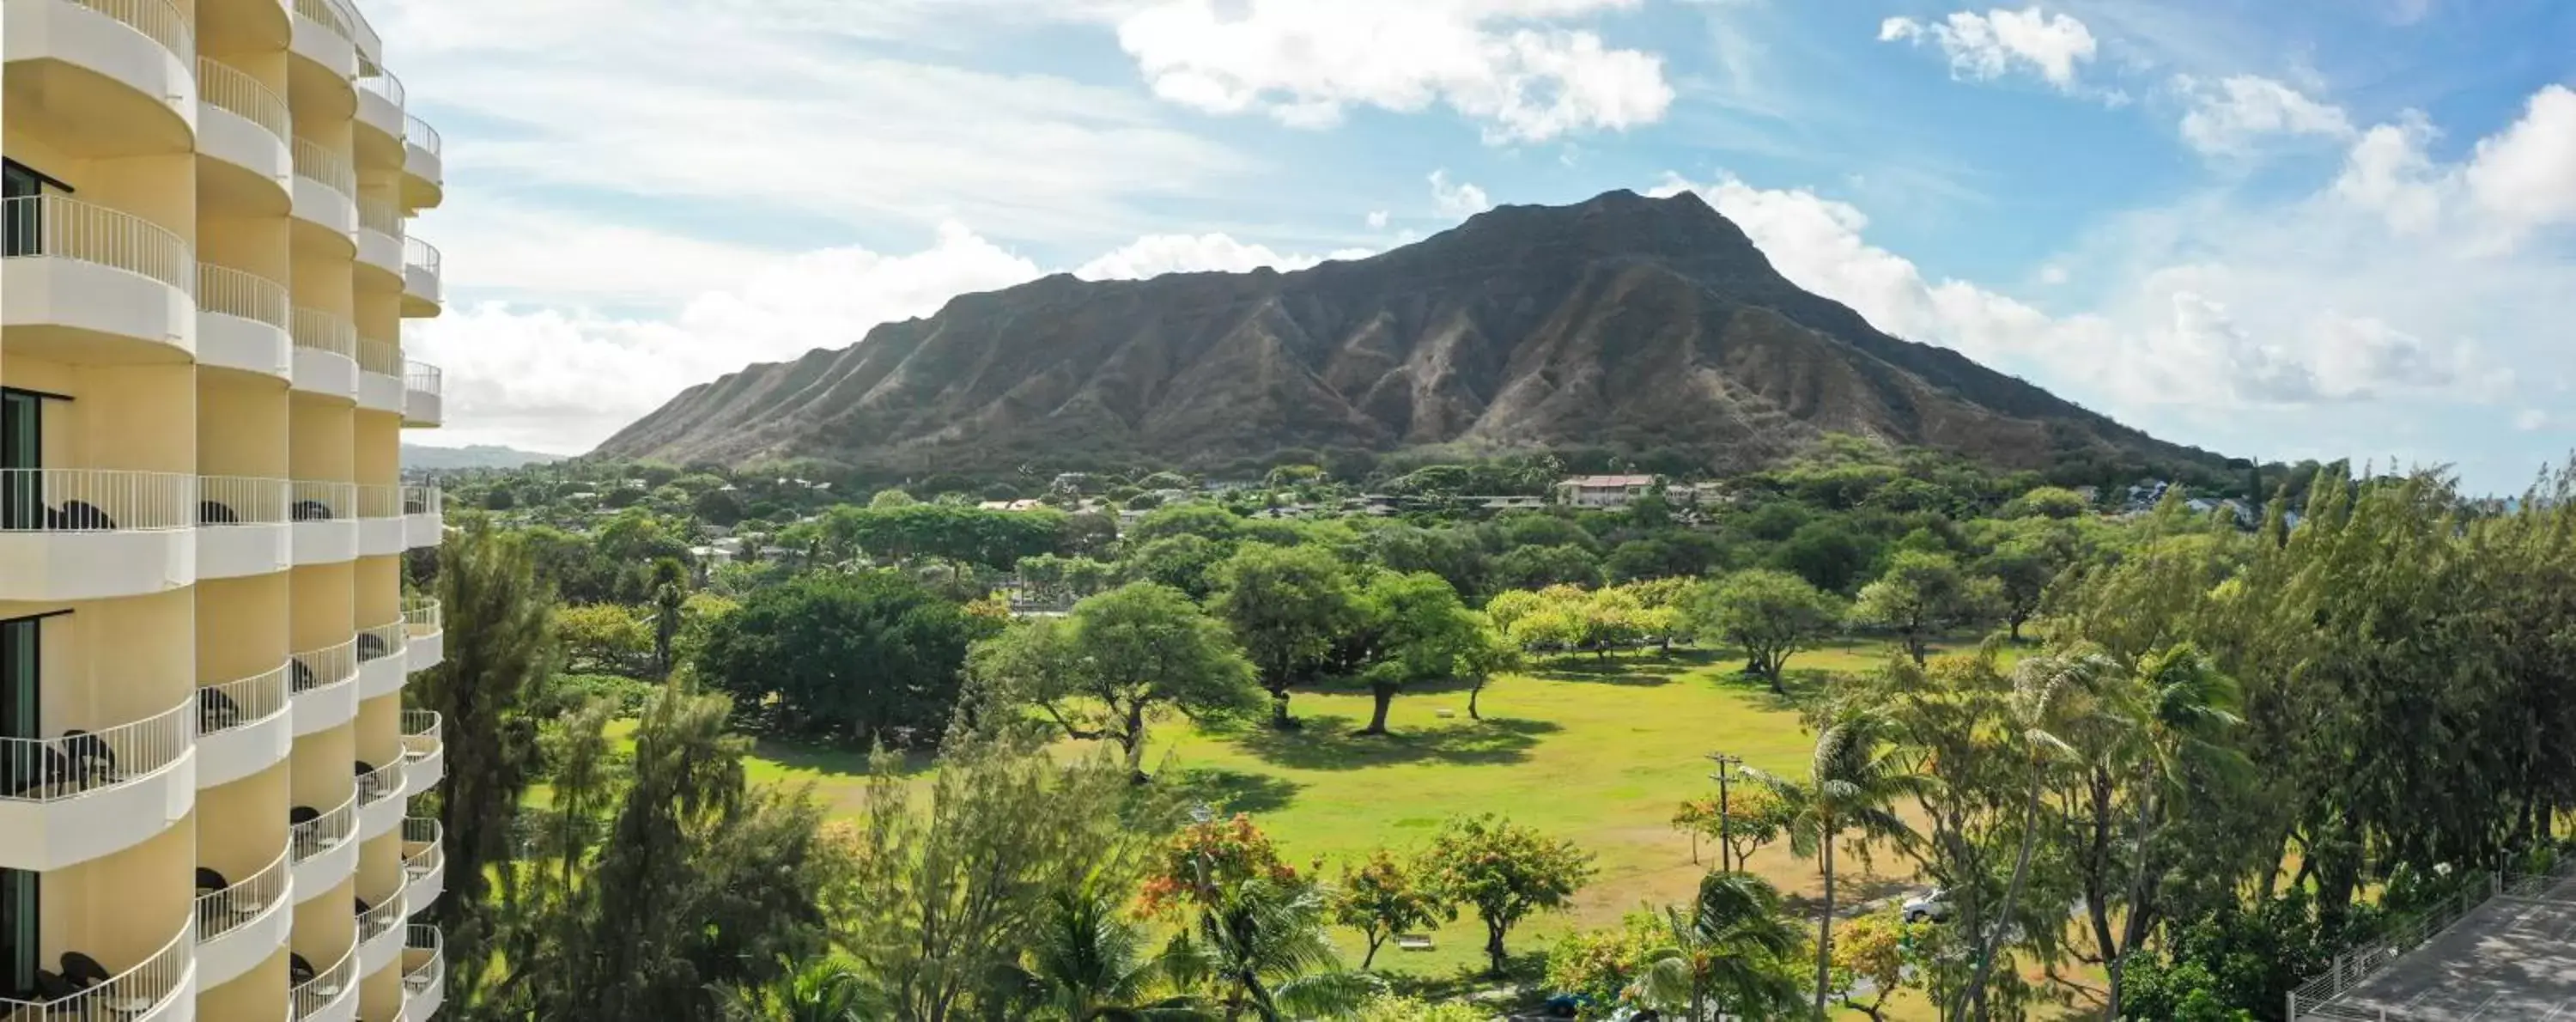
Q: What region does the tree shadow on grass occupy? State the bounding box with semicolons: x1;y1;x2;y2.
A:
1781;873;1918;918
745;736;932;778
1380;948;1552;1004
1163;766;1302;815
1525;653;1697;687
1221;713;1562;771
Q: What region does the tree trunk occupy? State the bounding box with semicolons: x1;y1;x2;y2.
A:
1121;703;1150;782
1468;679;1485;720
1268;686;1295;729
1768;668;1787;697
1485;918;1510;976
1362;682;1396;735
2008;616;2023;642
1971;764;2047;1021
1815;832;1837;1019
1362;934;1383;970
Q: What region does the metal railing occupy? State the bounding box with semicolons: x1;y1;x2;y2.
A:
198;660;291;736
403;709;442;745
289;790;356;864
404;113;442;156
198;264;289;328
289;479;355;522
2288;853;2576;1019
290;943;357;1020
0;914;192;1022
357;64;405;109
404;597;443;638
0;696;193;804
403;236;440;275
0;193;193;294
356;484;404;520
401;485;442;517
403;924;444;1001
199;475;291;526
70;0;191;62
292;0;352;40
356;337;403;379
357;196;403;237
403;816;443;869
197;58;289;143
358;886;404;943
291;636;358;695
196;845;289;940
404;361;443;397
0;468;196;532
290;307;356;358
358;616;408;667
291;137;355;198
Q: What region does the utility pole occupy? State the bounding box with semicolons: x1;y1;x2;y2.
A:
1707;752;1744;872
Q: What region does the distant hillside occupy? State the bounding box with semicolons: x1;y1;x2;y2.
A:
595;189;2229;477
403;443;568;471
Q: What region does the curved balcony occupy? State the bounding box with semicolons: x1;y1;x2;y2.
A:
355;615;408;699
197;660;293;788
355;64;405;155
400;237;441;317
196;845;294;989
404;598;445;673
290;307;360;399
400;818;444;918
356;483;405;554
404;362;443;428
289;0;358;84
402;486;444;548
401;709;442;794
289;791;357;903
290;636;360;736
290;138;359;244
197;475;293;580
356;339;405;415
198;264;293;378
402;113;444;210
197;58;294;213
290;479;360;564
0;194;196;363
0;913;195;1022
1;0;196;155
0;469;196;601
401;925;442;1022
355;888;406;980
0;696;194;872
355;197;404;284
291;942;358;1022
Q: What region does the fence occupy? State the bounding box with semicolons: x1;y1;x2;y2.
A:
404;361;443;397
358;617;408;666
402;485;442;517
403;924;445;1000
291;0;351;40
0;193;193;293
358;196;403;238
289;790;356;863
196;846;289;940
403;236;440;275
357;65;405;109
2287;850;2576;1019
291;636;358;695
357;886;404;942
404;113;442;156
356;483;404;520
289;479;355;521
198;661;291;735
0;697;192;803
0;915;191;1021
72;0;191;58
197;58;289;142
198;264;289;328
290;943;357;1019
404;598;443;637
404;817;444;878
199;475;290;526
290;307;356;358
290;137;355;197
0;468;195;532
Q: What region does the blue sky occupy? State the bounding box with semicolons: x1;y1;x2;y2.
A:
375;0;2576;493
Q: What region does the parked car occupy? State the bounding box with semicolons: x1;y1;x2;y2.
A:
1903;887;1953;923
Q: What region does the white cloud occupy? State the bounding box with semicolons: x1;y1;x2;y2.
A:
2331;88;2576;242
1366;210;1390;229
2174;75;2354;158
414;224;1361;451
1430;169;1496;219
1878;7;2098;92
2464;85;2576;229
2038;264;2069;284
1113;0;1674;143
2518;410;2550;432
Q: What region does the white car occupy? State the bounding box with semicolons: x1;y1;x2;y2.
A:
1902;888;1952;923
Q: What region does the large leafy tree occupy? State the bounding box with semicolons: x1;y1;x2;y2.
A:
1338;571;1485;735
696;569;984;746
1747;703;1927;1018
1330;851;1452;970
1850;550;1991;664
1209;544;1359;728
1695;569;1843;693
972;582;1261;778
1421;814;1595;975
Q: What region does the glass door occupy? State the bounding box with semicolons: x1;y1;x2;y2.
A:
1;160;41;258
0;392;36;530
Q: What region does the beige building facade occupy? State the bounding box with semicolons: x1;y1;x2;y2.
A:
2;0;450;1018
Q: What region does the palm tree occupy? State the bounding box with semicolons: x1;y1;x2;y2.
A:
1628;872;1806;1021
715;955;883;1021
1966;649;2113;1021
2100;644;2245;1019
1160;876;1384;1022
1019;879;1211;1020
1747;703;1929;1019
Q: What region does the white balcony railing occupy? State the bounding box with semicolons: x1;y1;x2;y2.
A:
402;817;443;871
402;236;440;276
357;64;405;109
291;943;357;1020
289;790;356;864
290;479;356;523
404;362;442;398
292;0;353;42
196;845;290;940
358;617;407;666
291;137;355;198
403;924;443;1005
291;636;358;696
401;486;442;517
0;194;192;294
70;0;191;63
403;598;442;636
357;484;404;520
199;475;291;526
357;338;403;378
358;197;403;238
0;914;192;1022
199;264;290;329
357;886;404;942
0;696;192;803
403;113;441;156
290;307;356;359
199;661;291;736
198;58;289;143
0;469;195;532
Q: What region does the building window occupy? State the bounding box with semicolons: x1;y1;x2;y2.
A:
0;391;38;530
0;616;32;1000
1;158;69;259
0;868;30;1000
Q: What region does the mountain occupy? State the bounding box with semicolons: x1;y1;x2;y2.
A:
594;190;2226;477
403;443;568;471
